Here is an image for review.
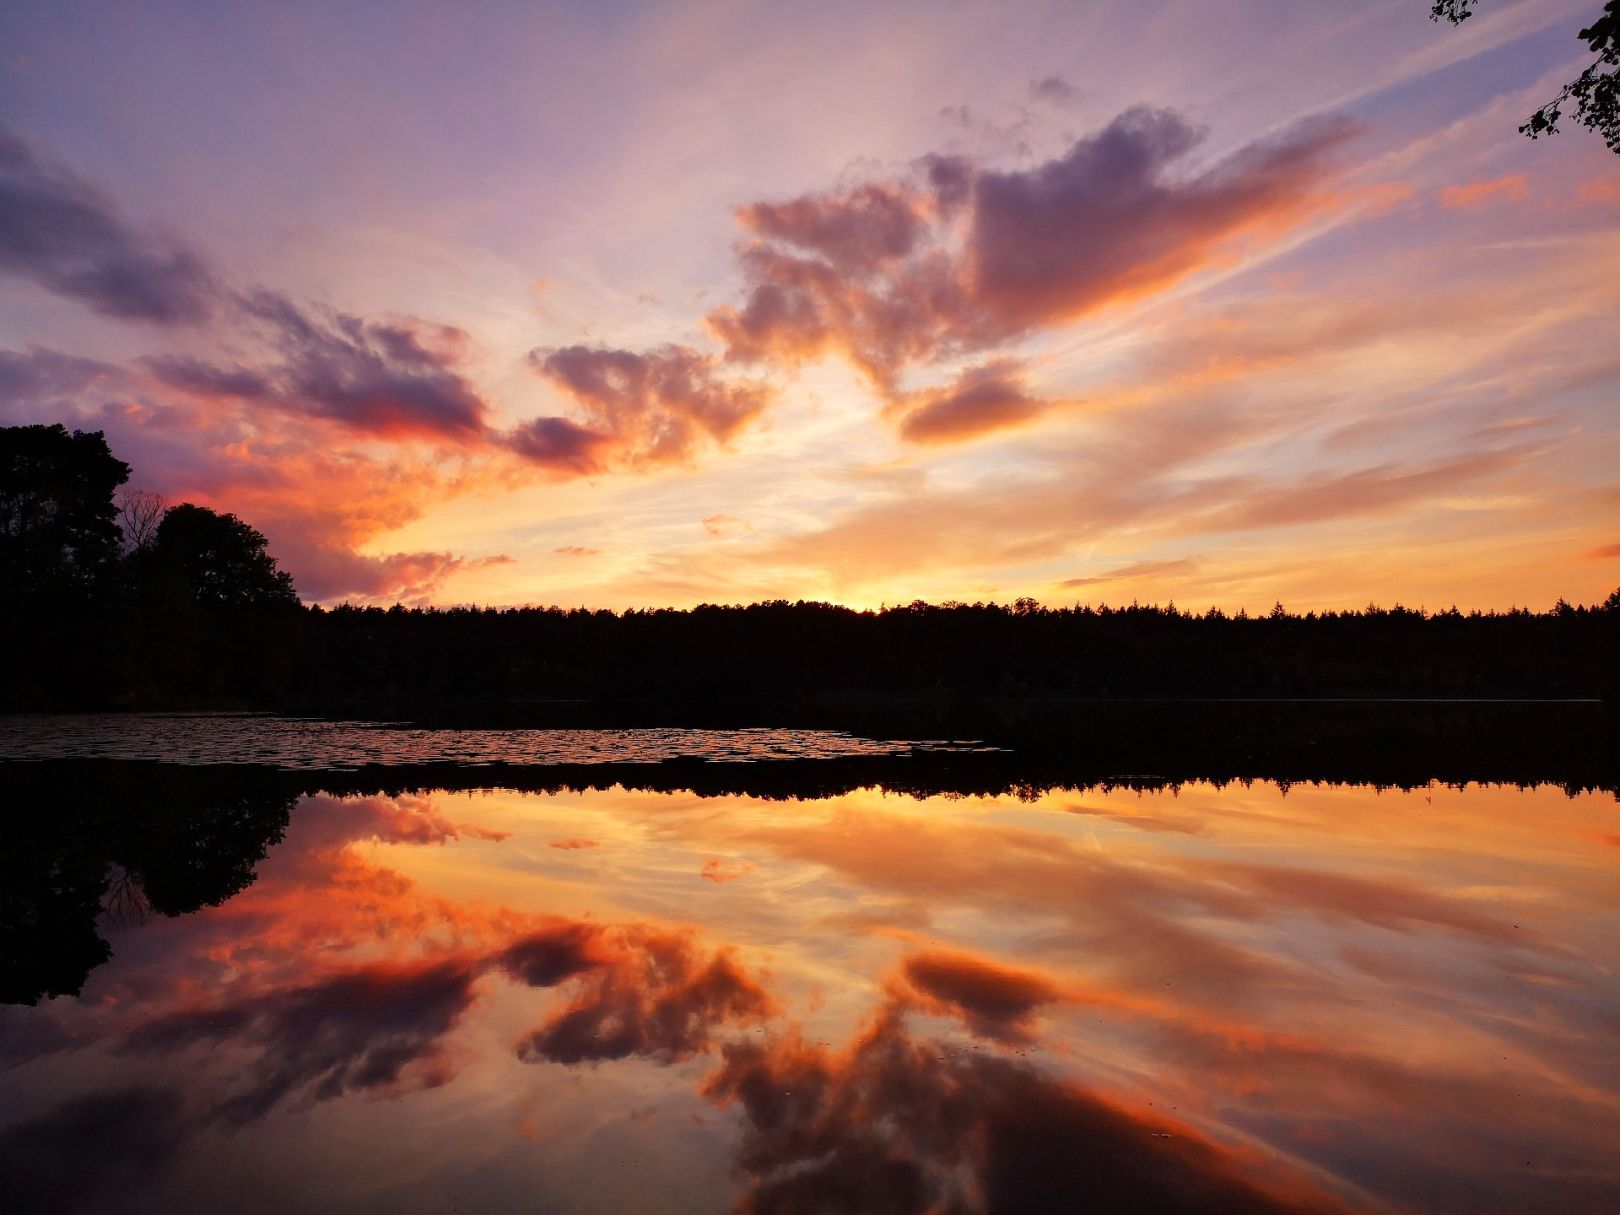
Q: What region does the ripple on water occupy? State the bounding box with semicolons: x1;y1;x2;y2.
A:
0;714;943;769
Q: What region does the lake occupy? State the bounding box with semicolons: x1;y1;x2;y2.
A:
3;715;1618;1214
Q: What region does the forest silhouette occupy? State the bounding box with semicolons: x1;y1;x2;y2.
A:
3;422;1618;711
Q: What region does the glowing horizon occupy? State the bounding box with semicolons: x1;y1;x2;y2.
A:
2;0;1616;612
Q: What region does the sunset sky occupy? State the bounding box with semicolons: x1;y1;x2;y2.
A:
2;0;1617;610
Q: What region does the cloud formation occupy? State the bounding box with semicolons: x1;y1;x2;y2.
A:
703;1005;1344;1215
123;957;484;1123
144;291;491;443
0;122;217;323
505;921;776;1065
893;358;1046;443
515;344;772;473
0;1087;191;1215
895;949;1062;1042
708;106;1353;443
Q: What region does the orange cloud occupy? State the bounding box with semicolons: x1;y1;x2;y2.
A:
895;948;1063;1042
1437;173;1528;210
894;358;1047;444
701;856;756;883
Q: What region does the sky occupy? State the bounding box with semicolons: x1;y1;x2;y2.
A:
2;0;1617;610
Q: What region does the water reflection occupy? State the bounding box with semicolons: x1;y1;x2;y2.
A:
2;761;1617;1214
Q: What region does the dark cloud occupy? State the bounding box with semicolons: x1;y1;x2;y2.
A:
921;153;975;216
495;921;605;987
505;414;616;474
1030;75;1081;104
708;106;1352;436
739;183;926;272
897;949;1061;1042
1582;541;1620;559
0;122;216;323
0;1087;192;1215
516;343;772;472
254;531;488;604
968;108;1353;334
703;1010;1344;1215
139;352;275;402
133;294;491;444
123;957;483;1123
228;291;489;441
509;924;775;1065
895;359;1046;443
0;345;124;414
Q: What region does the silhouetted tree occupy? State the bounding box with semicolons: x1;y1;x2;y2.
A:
143;503;298;609
1433;1;1620;152
115;488;166;555
0;423;129;602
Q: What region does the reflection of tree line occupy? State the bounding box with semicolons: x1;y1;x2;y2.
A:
0;763;294;1005
8;756;1620;1212
6;703;1616;1005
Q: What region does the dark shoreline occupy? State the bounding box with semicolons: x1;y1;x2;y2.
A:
6;698;1617;797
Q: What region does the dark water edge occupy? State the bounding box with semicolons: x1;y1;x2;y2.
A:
265;697;1620;796
5;699;1616;794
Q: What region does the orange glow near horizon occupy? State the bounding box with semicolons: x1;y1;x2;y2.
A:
1;2;1616;610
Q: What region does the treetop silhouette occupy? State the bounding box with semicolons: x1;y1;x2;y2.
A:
1433;1;1620;152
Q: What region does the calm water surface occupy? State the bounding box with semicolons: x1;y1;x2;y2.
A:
2;718;1618;1214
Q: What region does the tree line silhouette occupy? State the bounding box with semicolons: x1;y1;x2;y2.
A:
4;422;1617;710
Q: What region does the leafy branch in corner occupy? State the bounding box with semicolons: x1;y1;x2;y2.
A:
1432;1;1620;153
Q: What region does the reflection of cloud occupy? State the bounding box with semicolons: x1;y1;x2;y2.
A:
0;1087;191;1215
702;513;753;538
123;957;483;1123
703;1007;1344;1215
701;856;756;884
895;949;1061;1042
505;922;776;1066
